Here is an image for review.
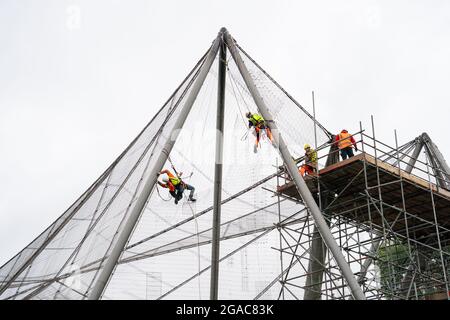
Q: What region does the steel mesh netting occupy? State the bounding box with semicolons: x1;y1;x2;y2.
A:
1;37;333;300
101;44;332;300
233;43;332;156
0;47;210;300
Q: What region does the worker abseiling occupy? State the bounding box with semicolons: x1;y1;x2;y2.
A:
246;111;273;153
335;129;358;161
297;144;318;177
157;169;196;205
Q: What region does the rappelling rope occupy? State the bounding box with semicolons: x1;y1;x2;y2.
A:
226;67;274;148
217;54;250;127
165;155;201;298
185;200;202;300
168;156;193;180
157;156;193;201
156;183;172;202
157;157;201;298
227;63;253;112
167;156;180;177
169;153;201;298
227;65;249;128
228;68;263;146
240;127;252;141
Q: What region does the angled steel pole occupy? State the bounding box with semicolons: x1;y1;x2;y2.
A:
224;31;366;300
88;36;221;300
424;143;447;188
422;133;450;189
304;155;338;299
405;138;423;173
210;28;227;300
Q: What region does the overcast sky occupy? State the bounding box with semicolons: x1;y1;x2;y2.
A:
1;0;449;265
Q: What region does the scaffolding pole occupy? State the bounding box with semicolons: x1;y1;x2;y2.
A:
224;30;366;300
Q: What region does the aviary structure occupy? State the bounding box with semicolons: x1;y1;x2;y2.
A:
0;28;449;300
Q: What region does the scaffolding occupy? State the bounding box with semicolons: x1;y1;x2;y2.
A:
275;118;450;300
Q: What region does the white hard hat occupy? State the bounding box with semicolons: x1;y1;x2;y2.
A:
162;177;169;183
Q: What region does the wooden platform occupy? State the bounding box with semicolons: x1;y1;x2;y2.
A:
277;153;450;244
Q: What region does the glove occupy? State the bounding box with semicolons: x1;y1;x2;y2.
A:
156;172;160;176
355;146;358;152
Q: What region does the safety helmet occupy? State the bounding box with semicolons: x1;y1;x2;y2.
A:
304;144;311;150
245;111;252;118
162;177;169;183
341;129;348;133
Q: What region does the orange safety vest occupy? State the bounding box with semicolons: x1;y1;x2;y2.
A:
160;170;181;192
338;132;353;150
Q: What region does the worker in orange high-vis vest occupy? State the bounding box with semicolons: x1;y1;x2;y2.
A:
334;129;358;160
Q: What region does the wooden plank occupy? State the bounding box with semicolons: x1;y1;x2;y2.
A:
363;154;450;200
276;152;450;241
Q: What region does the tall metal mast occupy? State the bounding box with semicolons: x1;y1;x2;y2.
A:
210;27;227;300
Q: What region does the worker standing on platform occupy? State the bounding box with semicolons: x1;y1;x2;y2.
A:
335;129;358;161
298;144;318;177
246;111;273;153
157;169;196;205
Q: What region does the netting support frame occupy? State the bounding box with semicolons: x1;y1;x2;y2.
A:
224;30;366;300
87;34;222;300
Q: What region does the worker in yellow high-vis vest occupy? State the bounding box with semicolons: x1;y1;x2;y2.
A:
246;112;273;153
297;144;318;176
157;169;196;205
334;129;358;160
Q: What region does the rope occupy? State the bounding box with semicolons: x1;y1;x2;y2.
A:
162;166;201;297
185;201;202;300
241;127;251;141
227;65;270;147
167;156;179;177
156;167;201;298
157;157;193;202
228;65;254;112
156;184;172;202
227;65;249;127
227;63;253;107
167;156;194;184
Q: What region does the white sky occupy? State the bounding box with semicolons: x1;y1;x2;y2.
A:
1;0;449;266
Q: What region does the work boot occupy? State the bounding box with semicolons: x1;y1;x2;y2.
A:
253;144;258;153
189;197;197;202
175;198;179;205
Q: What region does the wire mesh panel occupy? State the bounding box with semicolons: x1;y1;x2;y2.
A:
0;47;210;300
